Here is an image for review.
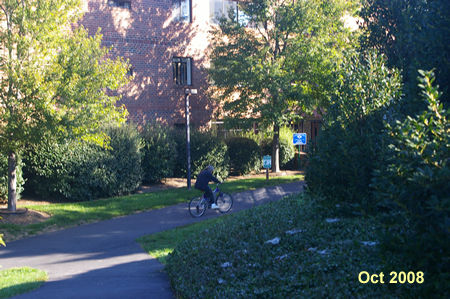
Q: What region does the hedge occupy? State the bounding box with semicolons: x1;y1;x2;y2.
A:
23;124;142;201
141;123;177;183
226;137;261;175
173;130;229;180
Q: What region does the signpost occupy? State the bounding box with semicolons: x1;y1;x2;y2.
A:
293;133;307;170
263;155;271;180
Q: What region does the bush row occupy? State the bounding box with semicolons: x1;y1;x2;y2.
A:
2;123;296;202
23;124;143;201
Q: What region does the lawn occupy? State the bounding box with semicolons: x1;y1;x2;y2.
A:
0;175;302;242
139;194;424;298
0;267;47;299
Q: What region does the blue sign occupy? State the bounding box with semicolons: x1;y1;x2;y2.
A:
263;155;271;169
293;133;307;145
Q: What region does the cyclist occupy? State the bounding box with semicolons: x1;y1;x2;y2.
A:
194;165;221;209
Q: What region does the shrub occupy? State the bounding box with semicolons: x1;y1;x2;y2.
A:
305;51;402;213
102;123;143;195
173;130;229;180
225;137;261;175
23;140;104;201
23;123;142;201
371;71;449;296
141;123;177;183
1;154;25;202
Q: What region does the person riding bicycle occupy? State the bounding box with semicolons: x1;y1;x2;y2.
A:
194;165;221;209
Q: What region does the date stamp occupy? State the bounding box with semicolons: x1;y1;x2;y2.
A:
358;271;424;284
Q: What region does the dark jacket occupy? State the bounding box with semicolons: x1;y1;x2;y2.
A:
194;168;220;190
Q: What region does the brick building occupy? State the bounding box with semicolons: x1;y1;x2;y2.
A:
80;0;324;143
81;0;240;127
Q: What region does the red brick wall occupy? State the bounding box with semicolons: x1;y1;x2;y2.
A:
80;0;216;127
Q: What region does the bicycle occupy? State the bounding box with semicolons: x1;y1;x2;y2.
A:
189;184;233;217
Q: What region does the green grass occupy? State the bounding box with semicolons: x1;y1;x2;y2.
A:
1;175;302;241
140;194;424;298
0;267;47;298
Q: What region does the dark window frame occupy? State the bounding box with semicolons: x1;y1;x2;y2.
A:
108;0;131;9
173;57;192;86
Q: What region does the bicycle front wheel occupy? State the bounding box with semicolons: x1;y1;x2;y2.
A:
216;193;233;213
189;197;207;217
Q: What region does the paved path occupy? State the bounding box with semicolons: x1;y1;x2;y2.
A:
0;181;305;299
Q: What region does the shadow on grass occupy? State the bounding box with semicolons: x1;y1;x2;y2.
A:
0;281;45;299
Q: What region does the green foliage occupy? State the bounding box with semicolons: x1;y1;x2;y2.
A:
164;195;412;298
141;123;177;183
360;0;450;105
0;0;129;208
208;0;356;170
23;124;142;201
23;140;101;201
1;155;25;202
102;123;143;196
371;71;450;296
225;137;261;175
0;1;129;154
173;130;229;180
306;51;402;212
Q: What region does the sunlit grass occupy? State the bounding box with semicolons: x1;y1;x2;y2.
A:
0;267;47;298
0;175;302;241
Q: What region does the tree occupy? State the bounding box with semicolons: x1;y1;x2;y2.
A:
360;0;450;107
0;0;129;211
208;0;357;172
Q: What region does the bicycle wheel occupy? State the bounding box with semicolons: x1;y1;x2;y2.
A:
189;196;207;217
216;193;233;213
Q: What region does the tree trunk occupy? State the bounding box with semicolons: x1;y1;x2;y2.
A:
272;123;280;173
7;151;17;212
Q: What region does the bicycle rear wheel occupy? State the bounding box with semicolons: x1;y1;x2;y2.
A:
216;193;233;213
189;197;207;217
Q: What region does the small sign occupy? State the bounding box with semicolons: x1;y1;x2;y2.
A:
293;133;307;145
263;155;271;169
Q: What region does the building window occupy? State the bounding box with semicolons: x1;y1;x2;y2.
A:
108;0;131;9
209;0;251;26
173;0;191;23
210;0;237;24
173;57;192;86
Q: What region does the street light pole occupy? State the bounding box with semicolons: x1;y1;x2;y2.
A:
185;90;191;189
185;88;197;189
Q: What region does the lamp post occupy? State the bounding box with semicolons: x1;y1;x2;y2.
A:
185;88;197;189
